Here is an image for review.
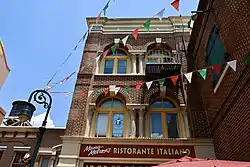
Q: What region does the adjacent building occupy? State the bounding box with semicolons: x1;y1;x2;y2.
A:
0;39;10;90
57;16;215;167
187;0;250;161
0;126;65;166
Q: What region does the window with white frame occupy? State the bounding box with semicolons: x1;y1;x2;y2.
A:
11;152;27;167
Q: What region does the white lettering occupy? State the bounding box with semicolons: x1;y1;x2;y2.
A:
83;145;111;156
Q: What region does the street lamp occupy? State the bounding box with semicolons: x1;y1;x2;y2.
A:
10;90;52;167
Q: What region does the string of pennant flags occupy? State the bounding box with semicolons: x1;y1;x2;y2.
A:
49;57;250;97
45;0;250;95
44;0;181;90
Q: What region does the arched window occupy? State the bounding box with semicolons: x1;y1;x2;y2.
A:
147;98;181;138
146;43;175;64
93;98;128;138
101;48;131;74
206;26;229;87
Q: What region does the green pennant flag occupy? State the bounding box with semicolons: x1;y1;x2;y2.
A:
158;78;165;88
243;56;250;65
111;45;117;55
95;89;101;95
143;19;151;32
124;86;130;94
198;69;207;80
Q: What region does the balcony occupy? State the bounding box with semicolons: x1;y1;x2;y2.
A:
145;50;182;81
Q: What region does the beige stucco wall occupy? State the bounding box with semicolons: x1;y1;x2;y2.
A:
0;39;10;89
57;137;215;167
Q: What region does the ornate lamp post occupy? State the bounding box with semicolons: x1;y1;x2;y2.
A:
11;90;52;167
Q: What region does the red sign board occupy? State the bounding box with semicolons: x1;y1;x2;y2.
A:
79;144;195;159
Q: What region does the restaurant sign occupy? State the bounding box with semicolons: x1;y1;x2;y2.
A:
79;144;195;159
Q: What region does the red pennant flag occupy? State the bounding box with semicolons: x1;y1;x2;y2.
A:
212;64;221;76
171;0;180;11
171;75;179;86
135;81;143;91
132;28;139;40
96;12;101;24
103;88;109;96
103;49;110;58
80;92;84;97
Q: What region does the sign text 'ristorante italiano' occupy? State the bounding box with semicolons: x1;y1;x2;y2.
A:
79;144;195;159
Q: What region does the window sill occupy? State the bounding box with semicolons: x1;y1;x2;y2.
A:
95;73;145;76
213;64;229;94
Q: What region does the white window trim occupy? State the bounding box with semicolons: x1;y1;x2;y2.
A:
0;146;7;150
13;146;31;152
213;64;229;93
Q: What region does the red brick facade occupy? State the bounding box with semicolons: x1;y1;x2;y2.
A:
187;0;250;161
65;18;191;136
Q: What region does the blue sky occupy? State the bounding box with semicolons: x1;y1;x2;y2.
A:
0;0;199;127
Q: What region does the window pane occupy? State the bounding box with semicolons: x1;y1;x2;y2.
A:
96;113;108;137
163;100;175;108
150;113;163;138
104;60;114;74
147;58;158;64
166;113;179;138
112;100;124;108
117;60;127;74
150;101;162;108
100;100;113;108
112;113;124;137
41;158;49;167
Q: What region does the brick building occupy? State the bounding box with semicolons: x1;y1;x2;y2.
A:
57;17;215;167
187;0;250;161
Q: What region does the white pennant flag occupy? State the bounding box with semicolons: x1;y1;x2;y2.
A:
121;35;129;46
88;90;93;97
114;87;121;95
154;8;165;21
146;81;153;90
227;60;237;71
184;72;193;83
95;55;101;63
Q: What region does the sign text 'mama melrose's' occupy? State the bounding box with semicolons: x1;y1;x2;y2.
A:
79;144;195;159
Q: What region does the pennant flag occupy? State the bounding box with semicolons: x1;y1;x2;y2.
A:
158;78;165;88
243;56;250;65
124;86;130;94
132;28;139;40
143;19;151;32
146;81;153;90
95;55;101;63
171;75;179;86
184;72;193;83
88;91;93;97
96;89;101;95
111;45;117;55
227;60;237;71
59;71;76;85
198;69;207;80
171;0;180;11
122;35;129;46
115;87;121;95
44;84;54;91
135;81;143;91
80;92;84;97
103;49;110;58
96;12;102;24
154;8;165;21
103;0;111;16
65;92;73;96
212;64;221;76
103;88;109;96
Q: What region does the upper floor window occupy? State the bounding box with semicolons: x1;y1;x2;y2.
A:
147;98;181;139
101;49;130;74
206;26;229;87
146;44;175;64
93;98;128;138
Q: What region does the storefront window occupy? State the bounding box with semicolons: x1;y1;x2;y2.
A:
148;98;180;138
94;98;127;138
